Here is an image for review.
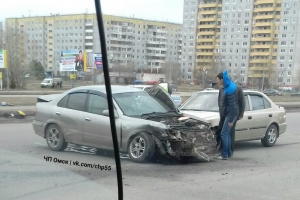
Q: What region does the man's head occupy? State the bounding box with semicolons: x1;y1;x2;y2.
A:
216;72;223;86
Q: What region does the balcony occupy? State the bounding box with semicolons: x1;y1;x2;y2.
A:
196;45;214;49
85;42;93;46
146;47;167;51
196;59;213;63
200;10;217;15
249;59;270;63
197;31;215;35
250;52;271;56
253;15;274;20
248;67;267;71
247;73;263;78
199;3;218;8
254;22;272;27
197;38;214;42
198;24;216;29
196;52;214;56
146;53;166;57
85;29;93;33
252;29;272;34
251;37;272;42
254;0;276;5
251;44;272;49
147;40;162;45
199;17;217;22
253;7;275;12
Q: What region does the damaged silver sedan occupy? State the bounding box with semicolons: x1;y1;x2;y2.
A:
32;85;217;163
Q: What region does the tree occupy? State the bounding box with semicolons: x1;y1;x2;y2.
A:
161;60;181;83
29;59;45;80
4;28;29;89
293;68;300;90
268;67;280;89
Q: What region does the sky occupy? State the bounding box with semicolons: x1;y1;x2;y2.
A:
0;0;184;24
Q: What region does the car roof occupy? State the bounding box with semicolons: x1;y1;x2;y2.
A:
68;85;144;94
197;89;265;95
130;85;153;87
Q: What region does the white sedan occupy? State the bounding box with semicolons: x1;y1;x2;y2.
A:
179;90;287;147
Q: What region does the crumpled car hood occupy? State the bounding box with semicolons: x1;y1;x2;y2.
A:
144;85;178;113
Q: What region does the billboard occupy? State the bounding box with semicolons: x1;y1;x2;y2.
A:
94;53;103;69
0;50;7;69
60;50;86;71
86;53;103;69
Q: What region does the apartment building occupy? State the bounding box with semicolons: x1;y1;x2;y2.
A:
196;0;300;87
182;0;199;81
0;22;3;49
5;14;182;76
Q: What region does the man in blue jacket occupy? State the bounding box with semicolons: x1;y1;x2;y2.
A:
216;70;239;160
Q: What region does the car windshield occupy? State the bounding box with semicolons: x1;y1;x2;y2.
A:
42;80;50;83
113;91;170;117
180;92;219;112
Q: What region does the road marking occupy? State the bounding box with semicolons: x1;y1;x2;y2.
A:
34;142;47;146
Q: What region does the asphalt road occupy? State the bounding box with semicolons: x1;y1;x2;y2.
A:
0;113;300;200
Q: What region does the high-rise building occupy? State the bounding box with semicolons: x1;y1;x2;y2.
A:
196;0;300;88
0;21;3;49
181;0;199;82
5;14;182;76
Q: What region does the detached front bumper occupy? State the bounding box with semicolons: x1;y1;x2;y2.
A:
32;120;46;138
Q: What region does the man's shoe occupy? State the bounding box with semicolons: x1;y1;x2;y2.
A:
217;155;228;160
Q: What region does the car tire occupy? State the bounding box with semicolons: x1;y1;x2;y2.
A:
261;124;278;147
128;132;155;163
46;124;68;151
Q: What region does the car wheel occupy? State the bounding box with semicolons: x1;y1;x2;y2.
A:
128;132;155;163
261;124;278;147
46;124;68;151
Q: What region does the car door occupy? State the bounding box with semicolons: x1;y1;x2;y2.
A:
82;91;121;149
54;91;88;144
248;94;272;139
234;93;252;141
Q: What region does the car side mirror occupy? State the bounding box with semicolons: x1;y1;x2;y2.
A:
103;109;119;118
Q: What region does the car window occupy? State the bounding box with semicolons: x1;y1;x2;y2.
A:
67;92;87;111
57;94;69;108
250;95;265;110
244;95;250;111
180;92;219;112
113;92;169;117
87;94;108;115
263;97;271;109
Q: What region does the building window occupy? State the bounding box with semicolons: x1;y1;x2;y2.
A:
280;56;285;60
281;49;285;53
288;71;291;76
290;49;294;53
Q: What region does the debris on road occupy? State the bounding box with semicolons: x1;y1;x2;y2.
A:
2;110;26;119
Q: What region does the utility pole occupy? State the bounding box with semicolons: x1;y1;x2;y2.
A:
261;63;265;91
